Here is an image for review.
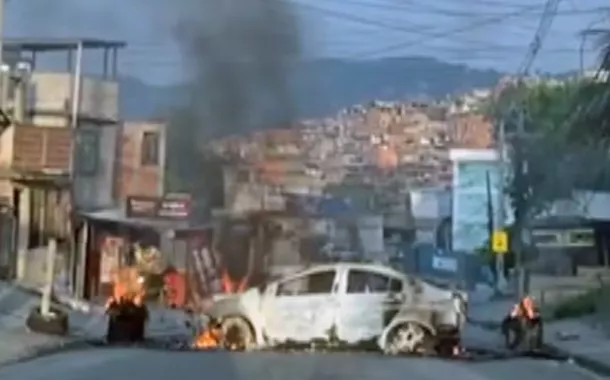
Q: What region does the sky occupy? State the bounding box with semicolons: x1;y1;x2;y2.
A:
3;0;609;85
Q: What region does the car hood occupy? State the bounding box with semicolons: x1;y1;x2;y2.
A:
418;280;468;304
208;288;262;317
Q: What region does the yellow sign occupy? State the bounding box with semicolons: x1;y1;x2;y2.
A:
492;230;509;254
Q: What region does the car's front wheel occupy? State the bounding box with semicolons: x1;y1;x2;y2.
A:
384;322;432;355
221;316;255;351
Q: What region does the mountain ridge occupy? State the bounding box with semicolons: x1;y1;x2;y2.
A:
119;56;506;121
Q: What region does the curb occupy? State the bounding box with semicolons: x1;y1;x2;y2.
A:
468;318;610;377
0;338;96;368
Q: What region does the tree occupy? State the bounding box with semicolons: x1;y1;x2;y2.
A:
575;27;610;145
490;80;590;219
487;78;610;293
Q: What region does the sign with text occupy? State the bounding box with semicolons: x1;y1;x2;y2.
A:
492;230;509;254
126;195;191;220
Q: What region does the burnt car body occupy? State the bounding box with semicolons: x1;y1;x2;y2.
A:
206;262;467;354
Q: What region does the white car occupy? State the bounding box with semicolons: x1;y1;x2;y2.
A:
206;262;467;354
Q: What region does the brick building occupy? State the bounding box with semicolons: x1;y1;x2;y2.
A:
115;121;166;200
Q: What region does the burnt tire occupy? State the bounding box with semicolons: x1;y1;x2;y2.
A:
26;307;69;336
384;322;433;355
106;303;148;344
220;317;255;351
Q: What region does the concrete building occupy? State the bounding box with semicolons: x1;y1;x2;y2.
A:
0;38;125;285
450;149;502;253
409;187;451;244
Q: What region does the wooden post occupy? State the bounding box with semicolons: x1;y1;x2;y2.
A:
41;239;57;317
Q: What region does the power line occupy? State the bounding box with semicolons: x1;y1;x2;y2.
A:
517;0;561;75
300;0;606;19
346;4;544;58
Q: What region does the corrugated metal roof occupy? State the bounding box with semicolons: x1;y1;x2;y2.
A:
81;208;190;231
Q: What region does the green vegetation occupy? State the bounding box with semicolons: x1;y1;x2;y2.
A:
488;79;610;219
551;286;610;320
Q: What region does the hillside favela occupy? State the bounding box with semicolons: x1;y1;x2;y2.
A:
0;0;608;379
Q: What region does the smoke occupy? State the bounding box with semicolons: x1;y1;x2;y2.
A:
163;0;303;213
170;0;303;140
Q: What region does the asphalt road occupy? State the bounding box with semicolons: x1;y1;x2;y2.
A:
0;348;604;380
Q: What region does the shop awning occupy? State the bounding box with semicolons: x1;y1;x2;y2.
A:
80;207;192;233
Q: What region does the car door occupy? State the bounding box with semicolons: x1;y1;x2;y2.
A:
335;268;404;344
262;268;339;343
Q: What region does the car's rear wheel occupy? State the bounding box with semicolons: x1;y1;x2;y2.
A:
384;322;432;355
221;316;255;351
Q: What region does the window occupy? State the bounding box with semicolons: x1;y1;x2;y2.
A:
141;132;160;166
532;231;562;247
276;270;336;296
389;278;403;292
347;270;402;294
567;229;595;247
75;129;99;175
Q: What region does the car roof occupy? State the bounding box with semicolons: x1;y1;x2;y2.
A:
291;262;406;279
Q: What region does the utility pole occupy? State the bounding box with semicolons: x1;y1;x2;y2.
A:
504;0;558;299
40;239;57;317
514;107;529;299
495;119;507;292
68;42;83;298
0;0;5;69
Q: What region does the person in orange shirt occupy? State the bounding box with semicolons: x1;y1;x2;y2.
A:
163;266;186;308
501;295;543;350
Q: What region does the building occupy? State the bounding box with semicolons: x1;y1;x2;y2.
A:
115;121;167;200
450;149;502;253
0;38;125;287
450;114;494;149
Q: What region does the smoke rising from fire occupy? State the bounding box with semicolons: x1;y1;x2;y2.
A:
170;0;303;139
162;0;303;215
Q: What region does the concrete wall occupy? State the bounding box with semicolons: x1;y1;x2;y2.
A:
410;187;451;219
29;72;119;125
542;191;610;221
410;187;451;244
73;124;118;210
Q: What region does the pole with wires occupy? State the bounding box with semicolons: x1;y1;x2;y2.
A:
494;119;507;292
503;0;560;299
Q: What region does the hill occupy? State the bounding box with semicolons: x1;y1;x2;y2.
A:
119;56;504;121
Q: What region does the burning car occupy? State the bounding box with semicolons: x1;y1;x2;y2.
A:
200;262;467;354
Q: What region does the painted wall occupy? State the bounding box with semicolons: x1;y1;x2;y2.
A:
450;149;503;253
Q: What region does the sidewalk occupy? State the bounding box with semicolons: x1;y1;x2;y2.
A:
0;282;192;367
468;298;610;376
545;319;610;376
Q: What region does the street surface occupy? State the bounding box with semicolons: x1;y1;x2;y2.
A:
0;347;604;380
0;282;605;380
0;283;41;330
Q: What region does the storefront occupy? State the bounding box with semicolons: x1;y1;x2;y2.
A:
77;195;212;308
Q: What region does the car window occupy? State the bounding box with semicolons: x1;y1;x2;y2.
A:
389;278;403;292
347;269;401;294
276;270;336;296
